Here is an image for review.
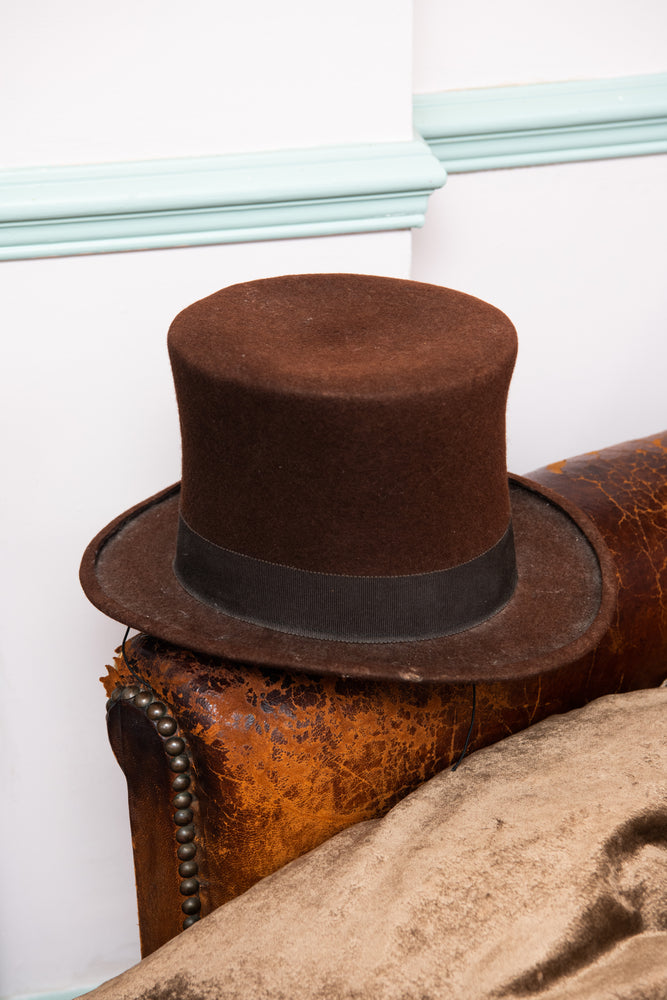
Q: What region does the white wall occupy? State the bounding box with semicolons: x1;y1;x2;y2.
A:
3;0;413;167
413;0;667;90
412;154;667;473
1;1;666;997
412;0;667;473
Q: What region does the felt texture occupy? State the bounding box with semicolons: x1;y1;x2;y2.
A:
168;275;517;573
80;685;667;1000
79;274;616;682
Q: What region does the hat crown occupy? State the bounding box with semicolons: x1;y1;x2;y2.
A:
170;273;514;399
168;274;518;578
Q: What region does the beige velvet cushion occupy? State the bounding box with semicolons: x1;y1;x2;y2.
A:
81;685;667;1000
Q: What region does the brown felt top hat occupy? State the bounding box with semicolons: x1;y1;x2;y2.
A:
80;274;616;683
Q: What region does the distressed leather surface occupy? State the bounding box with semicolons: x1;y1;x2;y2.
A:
531;432;667;687
105;432;667;954
107;700;198;955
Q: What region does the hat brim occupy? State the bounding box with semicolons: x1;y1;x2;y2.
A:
80;476;616;684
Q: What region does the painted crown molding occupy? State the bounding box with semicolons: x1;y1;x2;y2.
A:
2;73;665;261
0;140;446;260
414;72;667;172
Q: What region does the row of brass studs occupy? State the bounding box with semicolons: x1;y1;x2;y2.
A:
107;684;202;930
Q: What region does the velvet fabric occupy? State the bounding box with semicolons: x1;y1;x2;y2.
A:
80;274;616;681
79;684;667;1000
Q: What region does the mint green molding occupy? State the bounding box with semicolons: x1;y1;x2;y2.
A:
413;72;667;172
0;140;445;260
3;74;665;260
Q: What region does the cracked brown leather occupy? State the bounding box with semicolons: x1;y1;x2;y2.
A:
107;701;192;956
104;431;667;956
